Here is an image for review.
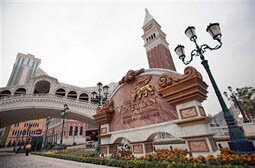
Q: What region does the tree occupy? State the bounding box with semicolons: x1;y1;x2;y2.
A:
236;87;255;119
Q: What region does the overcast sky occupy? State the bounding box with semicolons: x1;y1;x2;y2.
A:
0;0;254;115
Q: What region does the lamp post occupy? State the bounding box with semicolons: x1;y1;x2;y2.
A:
174;23;255;153
224;87;250;123
91;82;109;153
43;116;51;148
60;104;69;145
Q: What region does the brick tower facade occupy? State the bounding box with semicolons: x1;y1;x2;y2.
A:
142;9;176;71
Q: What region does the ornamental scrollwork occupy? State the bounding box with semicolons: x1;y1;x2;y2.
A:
158;66;202;88
96;99;114;114
119;68;145;85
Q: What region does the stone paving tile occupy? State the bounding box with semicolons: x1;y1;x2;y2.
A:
0;153;118;168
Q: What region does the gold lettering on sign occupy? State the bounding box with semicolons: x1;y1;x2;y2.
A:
115;97;157;115
114;75;162;125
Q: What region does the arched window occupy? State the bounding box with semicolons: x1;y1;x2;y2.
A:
153;33;156;38
74;126;78;136
34;80;50;94
0;90;11;98
14;88;26;95
79;93;89;101
69;126;73;136
22;129;26;136
67;91;77;99
55;88;65;97
80;127;83;136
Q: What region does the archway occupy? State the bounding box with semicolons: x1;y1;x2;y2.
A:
67;91;77;99
14;88;26;95
34;80;50;94
147;132;175;142
55;88;65;97
79;93;89;101
0;90;11;98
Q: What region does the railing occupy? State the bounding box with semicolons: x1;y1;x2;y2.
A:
0;94;98;109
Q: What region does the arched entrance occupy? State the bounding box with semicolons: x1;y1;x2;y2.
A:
147;132;175;142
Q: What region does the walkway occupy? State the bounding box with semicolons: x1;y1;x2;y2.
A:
0;153;117;168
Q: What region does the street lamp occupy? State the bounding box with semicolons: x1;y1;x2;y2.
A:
174;23;255;153
91;82;109;153
224;87;250;123
43;116;51;148
60;104;69;145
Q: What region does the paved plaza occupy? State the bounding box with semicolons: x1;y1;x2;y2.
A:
0;152;117;168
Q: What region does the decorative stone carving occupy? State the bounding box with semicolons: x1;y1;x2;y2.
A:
119;68;145;85
158;66;202;88
96;99;114;113
93;99;115;124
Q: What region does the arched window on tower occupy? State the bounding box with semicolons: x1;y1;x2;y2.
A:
153;33;156;38
69;126;73;136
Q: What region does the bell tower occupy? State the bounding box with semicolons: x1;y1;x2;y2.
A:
142;9;176;71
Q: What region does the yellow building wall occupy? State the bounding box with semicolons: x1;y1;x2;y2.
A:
6;119;45;146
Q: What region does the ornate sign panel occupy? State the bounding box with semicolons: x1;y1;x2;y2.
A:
110;74;178;132
188;140;209;152
133;144;143;154
180;106;198;119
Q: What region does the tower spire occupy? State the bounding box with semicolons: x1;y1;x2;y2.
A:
143;8;154;26
142;9;176;71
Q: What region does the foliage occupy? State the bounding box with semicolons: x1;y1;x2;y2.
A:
32;147;255;167
235;87;255;118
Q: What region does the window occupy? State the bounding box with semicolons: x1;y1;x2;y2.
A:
74;126;78;136
79;93;89;101
80;127;83;136
55;88;66;97
67;91;77;99
69;126;73;136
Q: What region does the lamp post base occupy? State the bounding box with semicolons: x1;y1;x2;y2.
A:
228;140;255;153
